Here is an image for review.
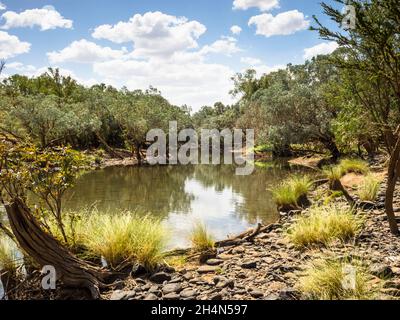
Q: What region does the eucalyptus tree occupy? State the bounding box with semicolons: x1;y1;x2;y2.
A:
313;0;400;234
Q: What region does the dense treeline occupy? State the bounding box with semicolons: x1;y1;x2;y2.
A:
0;69;191;162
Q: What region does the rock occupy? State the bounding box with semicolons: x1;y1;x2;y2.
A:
249;289;264;298
216;279;235;289
131;264;147;276
279;288;300;300
371;264;394;278
197;265;220;273
163;283;182;294
241;261;257;269
150;272;172;284
163;293;180;300
265;293;280;300
232;247;245;254
206;259;223;266
110;290;136;301
210;293;223;300
144;293;159;300
180;288;197;299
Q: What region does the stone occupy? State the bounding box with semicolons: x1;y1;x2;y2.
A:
150;272;172;284
265;293;280;300
210;293;223;300
371;264;394;278
144;293;159;300
197;265;220;273
216;279;235;289
163;293;180;300
206;259;223;266
110;290;136;301
180;289;197;299
249;289;264;298
131;264;147;276
241;261;257;269
163;283;182;294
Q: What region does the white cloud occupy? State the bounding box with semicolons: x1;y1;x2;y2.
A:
47;39;128;64
241;56;262;65
1;5;73;31
0;31;30;59
92;11;206;58
303;41;339;60
200;36;241;56
233;0;279;12
5;61;36;72
251;64;284;76
230;25;242;35
0;2;6;11
93;56;236;109
248;10;309;37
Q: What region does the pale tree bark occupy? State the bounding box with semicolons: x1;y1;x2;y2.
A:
4;198;111;298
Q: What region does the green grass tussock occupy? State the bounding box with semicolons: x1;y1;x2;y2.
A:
339;159;370;175
272;175;313;208
287;204;363;248
190;222;215;252
358;174;380;202
48;209;168;270
0;236;21;273
298;258;379;300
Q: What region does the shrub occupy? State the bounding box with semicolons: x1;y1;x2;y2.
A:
190;222;215;252
287;204;363;248
272;175;313;209
358;175;380;202
298;258;379;300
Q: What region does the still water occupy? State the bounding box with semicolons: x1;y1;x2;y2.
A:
64;162;306;249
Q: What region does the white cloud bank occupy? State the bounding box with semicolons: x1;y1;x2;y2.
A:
303;42;339;60
0;2;6;11
1;5;73;31
47;39;128;64
92;11;206;58
233;0;279;12
0;31;30;59
249;10;309;37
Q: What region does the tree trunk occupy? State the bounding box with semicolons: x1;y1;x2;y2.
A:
320;136;341;162
330;179;356;207
385;132;400;235
4;198;110;298
95;132;123;160
135;143;142;164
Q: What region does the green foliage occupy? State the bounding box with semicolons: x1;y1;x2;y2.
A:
190;222;215;252
298;257;379;300
287;204;363;248
358;175;381;202
272;175;313;208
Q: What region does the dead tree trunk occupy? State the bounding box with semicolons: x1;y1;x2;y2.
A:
330;179;356;207
385;130;400;235
4;198;110;298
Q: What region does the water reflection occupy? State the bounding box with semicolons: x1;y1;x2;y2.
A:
64;162;306;248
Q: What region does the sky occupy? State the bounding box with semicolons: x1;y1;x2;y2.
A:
0;0;340;110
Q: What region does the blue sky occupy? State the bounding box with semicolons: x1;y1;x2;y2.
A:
0;0;340;110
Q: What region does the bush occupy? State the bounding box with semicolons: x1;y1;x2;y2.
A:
298;258;379;300
272;175;313;209
287;204;363;248
358;175;380;202
190;222;215;252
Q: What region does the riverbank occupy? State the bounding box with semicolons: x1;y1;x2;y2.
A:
100;158;400;301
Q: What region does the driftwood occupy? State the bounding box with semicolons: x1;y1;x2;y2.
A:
4;198;111;298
